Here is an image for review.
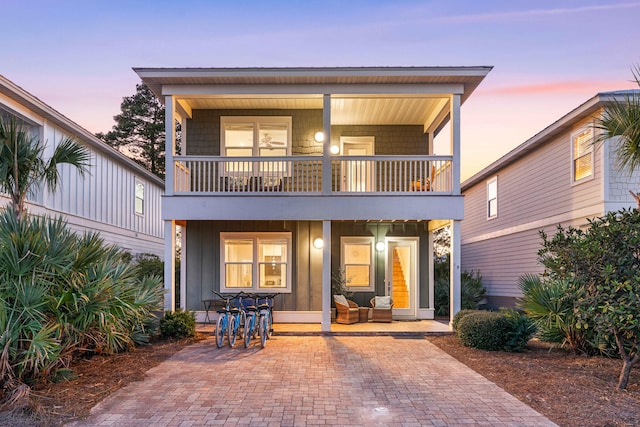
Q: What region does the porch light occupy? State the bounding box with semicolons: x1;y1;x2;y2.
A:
329;145;340;155
376;241;386;252
314;131;325;143
313;238;324;249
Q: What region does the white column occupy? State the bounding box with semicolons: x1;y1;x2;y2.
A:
321;220;332;332
165;95;175;196
179;224;187;311
449;220;461;328
428;228;435;316
322;94;332;195
450;94;461;194
164;220;176;312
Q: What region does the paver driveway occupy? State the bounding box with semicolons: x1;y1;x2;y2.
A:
67;336;556;426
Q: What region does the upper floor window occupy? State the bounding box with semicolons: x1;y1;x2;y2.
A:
487;176;498;219
220;232;292;293
135;179;145;215
341;236;375;291
572;127;594;182
221;116;291;158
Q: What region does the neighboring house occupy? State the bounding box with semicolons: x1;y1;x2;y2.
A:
134;66;492;329
461;91;639;308
0;75;164;257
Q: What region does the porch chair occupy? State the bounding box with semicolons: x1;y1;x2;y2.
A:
333;295;359;324
370;296;394;322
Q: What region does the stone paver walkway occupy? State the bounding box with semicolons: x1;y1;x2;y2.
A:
67;336;557;426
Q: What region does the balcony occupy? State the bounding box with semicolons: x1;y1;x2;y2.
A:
173;155;453;195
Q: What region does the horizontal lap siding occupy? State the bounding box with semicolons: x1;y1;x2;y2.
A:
462;120;605;299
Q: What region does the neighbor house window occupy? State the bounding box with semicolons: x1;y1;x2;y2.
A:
220;232;292;293
487;176;498;219
572;127;594;182
341;236;375;291
135;179;144;215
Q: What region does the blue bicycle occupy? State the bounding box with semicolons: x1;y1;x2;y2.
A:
212;291;242;348
243;293;277;348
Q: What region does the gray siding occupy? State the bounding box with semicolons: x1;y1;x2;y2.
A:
186;109;428;156
185;220;432;312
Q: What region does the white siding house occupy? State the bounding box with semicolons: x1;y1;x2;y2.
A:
0;75;164;257
461;91;640;308
135;66;492;329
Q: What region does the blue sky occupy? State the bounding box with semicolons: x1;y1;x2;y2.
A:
3;0;639;179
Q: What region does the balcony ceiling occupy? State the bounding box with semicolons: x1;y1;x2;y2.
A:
177;95;449;125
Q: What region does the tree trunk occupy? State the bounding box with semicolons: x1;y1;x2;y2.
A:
618;358;634;389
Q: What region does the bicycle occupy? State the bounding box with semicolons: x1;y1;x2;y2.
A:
212;291;242;348
243;293;277;348
227;291;248;348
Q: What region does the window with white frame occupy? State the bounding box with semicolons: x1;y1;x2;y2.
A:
487;176;498;219
135;179;144;215
220;232;292;293
341;236;375;291
572;126;594;182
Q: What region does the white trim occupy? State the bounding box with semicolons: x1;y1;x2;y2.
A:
221;116;292;157
195;311;322;324
418;308;435;320
570;125;595;185
340;236;375;292
462;203;604;245
386;236;419;319
220;232;293;293
487;176;498;219
134;178;145;216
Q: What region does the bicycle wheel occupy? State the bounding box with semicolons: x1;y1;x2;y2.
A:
259;315;267;348
227;315;237;348
215;315;226;349
266;310;273;339
244;315;253;348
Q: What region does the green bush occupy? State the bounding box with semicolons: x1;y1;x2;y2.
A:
434;256;487;316
456;309;536;352
452;309;480;332
132;253;164;281
160;309;196;339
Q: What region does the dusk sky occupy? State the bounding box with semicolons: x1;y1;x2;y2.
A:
4;0;640;180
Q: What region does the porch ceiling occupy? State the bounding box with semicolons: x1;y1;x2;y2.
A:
177;95;449;125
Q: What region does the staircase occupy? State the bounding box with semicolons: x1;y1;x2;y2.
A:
391;249;409;308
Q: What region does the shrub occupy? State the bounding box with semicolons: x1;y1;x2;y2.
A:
132;253;164;281
434;256;487;316
456;309;535;352
160;309;196;339
452;309;480;332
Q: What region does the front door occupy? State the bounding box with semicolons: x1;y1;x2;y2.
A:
386;237;418;319
341;136;374;192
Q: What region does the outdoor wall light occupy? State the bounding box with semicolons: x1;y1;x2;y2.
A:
376;241;386;252
313;238;324;249
314;131;325;143
330;145;340;155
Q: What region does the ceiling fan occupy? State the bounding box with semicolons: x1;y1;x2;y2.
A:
259;134;286;149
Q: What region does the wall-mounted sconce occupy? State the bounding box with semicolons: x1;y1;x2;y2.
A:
329;145;340;155
375;241;386;252
313;238;324;249
314;131;325;143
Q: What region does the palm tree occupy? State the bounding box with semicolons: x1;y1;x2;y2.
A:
594;65;640;206
0;116;91;219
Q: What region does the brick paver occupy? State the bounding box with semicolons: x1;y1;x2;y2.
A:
67;336;557;426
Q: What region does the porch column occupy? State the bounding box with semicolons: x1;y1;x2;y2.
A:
322;94;331;195
428;228;435;316
164;220;176;312
165;95;175;196
449;220;461;328
321;220;332;332
450;94;461;194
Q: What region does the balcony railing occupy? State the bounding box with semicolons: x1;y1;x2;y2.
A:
173;155;453;195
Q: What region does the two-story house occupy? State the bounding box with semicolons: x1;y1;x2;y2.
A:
135;66;492;330
461;91;639;308
0;75;164;257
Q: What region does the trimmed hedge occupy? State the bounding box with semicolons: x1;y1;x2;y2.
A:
456;309;536;352
452;309;480;332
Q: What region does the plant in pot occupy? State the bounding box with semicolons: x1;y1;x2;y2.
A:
331;268;353;320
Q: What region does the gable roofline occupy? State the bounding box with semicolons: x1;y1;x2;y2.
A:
461;91;634;191
0;75;164;188
133;66;493;105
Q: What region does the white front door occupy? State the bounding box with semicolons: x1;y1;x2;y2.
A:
386;237;418;319
341;137;374;192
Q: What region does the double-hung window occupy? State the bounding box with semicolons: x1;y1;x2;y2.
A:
220;232;292;293
487;176;498;219
135;179;145;215
341;236;375;291
572;127;594;182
